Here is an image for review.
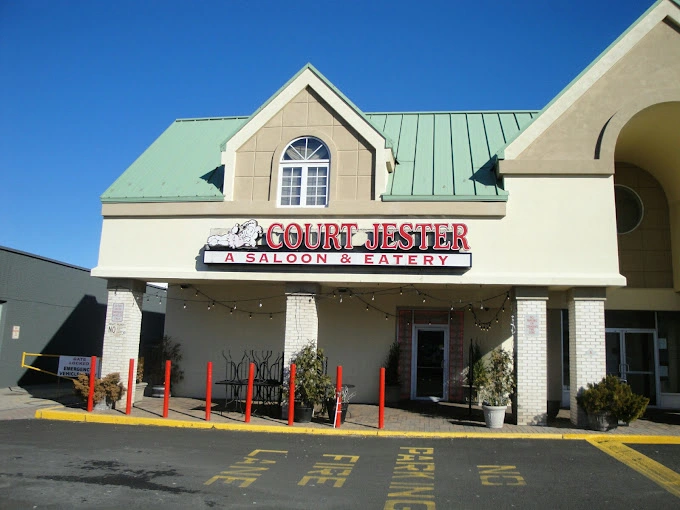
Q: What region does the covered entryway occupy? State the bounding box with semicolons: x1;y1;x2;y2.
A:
411;325;448;400
606;329;657;405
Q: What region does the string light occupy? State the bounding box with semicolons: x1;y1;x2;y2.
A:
371;293;375;301
183;302;186;309
249;313;252;319
269;314;273;320
259;301;262;307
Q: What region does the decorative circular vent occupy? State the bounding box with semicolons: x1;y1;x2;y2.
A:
614;185;644;234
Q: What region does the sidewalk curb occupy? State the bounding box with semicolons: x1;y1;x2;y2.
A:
34;408;680;443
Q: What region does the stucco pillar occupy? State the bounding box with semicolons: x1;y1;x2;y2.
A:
514;287;549;426
568;288;607;427
101;279;146;404
283;283;320;367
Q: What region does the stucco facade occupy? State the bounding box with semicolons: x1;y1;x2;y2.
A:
94;0;680;424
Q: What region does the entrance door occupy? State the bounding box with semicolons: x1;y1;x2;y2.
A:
411;326;448;400
605;329;657;405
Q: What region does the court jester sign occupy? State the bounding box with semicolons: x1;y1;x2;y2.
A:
203;220;472;268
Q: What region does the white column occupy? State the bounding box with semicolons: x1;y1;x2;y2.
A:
101;279;145;404
514;287;549;426
283;283;320;367
568;288;607;427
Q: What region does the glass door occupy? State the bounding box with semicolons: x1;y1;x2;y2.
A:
605;329;657;405
411;326;448;400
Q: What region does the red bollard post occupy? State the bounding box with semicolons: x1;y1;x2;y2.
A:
163;360;171;418
379;367;385;429
245;362;255;423
205;361;213;422
335;365;343;428
87;355;96;412
287;363;296;426
125;358;134;415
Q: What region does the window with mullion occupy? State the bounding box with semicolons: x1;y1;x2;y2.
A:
279;137;330;207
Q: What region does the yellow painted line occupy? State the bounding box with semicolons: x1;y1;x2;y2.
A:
33;409;680;443
588;438;680;498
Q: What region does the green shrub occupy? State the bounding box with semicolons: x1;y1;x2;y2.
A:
73;372;126;405
384;341;400;386
480;348;514;406
284;343;332;408
576;375;649;424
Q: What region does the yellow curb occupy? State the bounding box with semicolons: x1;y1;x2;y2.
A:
33;409;680;443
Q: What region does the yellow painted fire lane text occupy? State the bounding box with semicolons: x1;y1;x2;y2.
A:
204;449;287;488
384;446;436;510
298;454;359;488
477;465;526;486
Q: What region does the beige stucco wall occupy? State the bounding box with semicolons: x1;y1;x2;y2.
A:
615;163;673;288
518;20;680;162
234;87;375;204
94;174;624;287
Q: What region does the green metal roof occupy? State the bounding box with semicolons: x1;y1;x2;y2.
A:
101;111;537;203
369;111;537;201
101;117;246;203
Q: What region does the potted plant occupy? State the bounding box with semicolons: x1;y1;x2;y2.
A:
384;341;401;404
149;336;185;398
325;385;356;425
480;347;514;429
284;343;331;422
576;375;649;431
73;372;126;410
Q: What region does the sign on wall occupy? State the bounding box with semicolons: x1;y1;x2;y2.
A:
58;356;101;378
203;220;472;269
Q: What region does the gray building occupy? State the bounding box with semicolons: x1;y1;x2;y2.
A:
0;246;165;387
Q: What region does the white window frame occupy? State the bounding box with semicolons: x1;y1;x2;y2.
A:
278;137;330;208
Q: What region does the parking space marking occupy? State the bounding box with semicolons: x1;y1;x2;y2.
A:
298;454;359;488
384;447;436;509
477;465;526;486
204;449;287;488
588;439;680;498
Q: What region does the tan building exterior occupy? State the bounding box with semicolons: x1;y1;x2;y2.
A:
94;0;680;426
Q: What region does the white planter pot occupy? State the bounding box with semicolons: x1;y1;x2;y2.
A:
483;404;508;429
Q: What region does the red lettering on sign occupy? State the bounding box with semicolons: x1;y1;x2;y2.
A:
433;223;451;250
286;253;297;263
273;253;283;263
380;223;398;250
245;253;254;263
317;253;327;264
267;223;283;249
340;223;358;250
423;255;434;265
408;255;417;265
301;253;312;263
438;255;448;265
393;254;403;264
414;223;433;250
225;253;235;262
397;223;414;250
284;223;303;249
304;223;322;250
379;255;389;264
258;254;269;263
452;223;470;250
323;223;341;250
364;224;380;251
365;254;374;264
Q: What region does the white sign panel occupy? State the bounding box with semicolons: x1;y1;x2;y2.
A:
58;356;100;378
11;326;20;339
525;314;539;336
204;250;472;268
111;303;124;323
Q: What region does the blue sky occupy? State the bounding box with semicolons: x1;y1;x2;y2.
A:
0;0;653;270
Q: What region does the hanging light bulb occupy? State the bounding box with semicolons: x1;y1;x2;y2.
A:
339;296;343;303
385;314;388;320
249;313;252;319
207;303;211;310
480;300;484;310
259;300;262;308
422;297;426;303
183;302;187;309
371;293;375;301
195;291;199;297
233;303;237;310
450;304;454;311
332;291;336;298
230;307;234;315
366;305;369;311
399;288;403;296
269;314;273;320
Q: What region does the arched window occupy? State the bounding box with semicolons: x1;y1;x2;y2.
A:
278;137;330;207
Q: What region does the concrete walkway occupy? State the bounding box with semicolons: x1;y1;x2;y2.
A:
4;384;680;439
